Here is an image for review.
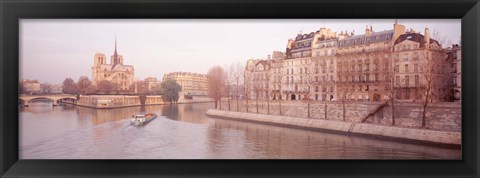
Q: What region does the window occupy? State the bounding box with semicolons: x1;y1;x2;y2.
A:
394;65;399;72
405;64;409;73
415;75;419;86
414;64;418;72
365;64;370;71
300;68;302;74
405;76;410;86
396;76;400;86
374;74;379;82
405;89;410;99
366;74;370;82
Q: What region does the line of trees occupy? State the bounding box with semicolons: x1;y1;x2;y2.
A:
207;62;244;110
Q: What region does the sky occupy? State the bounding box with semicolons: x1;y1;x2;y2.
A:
20;19;461;84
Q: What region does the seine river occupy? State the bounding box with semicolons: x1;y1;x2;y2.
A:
19;101;460;159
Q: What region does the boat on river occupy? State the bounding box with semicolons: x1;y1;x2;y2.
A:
131;113;157;126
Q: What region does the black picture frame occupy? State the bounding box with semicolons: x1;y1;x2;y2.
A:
1;0;478;177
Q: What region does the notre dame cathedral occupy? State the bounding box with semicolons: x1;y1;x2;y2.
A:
92;37;135;92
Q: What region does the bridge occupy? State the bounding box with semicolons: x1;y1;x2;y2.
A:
19;94;78;107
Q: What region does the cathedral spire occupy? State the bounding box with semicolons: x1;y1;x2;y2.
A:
114;35;118;57
112;35;119;70
114;35;118;64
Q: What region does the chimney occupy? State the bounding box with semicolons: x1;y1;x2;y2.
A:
365;25;371;36
424;28;430;47
392;21;406;41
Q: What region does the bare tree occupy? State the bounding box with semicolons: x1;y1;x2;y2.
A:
97;80;114;94
62;78;77;94
274;61;286;115
233;62;244;112
265;71;271;114
77;76;92;95
416;31;453;128
40;83;52;94
244;71;249;112
303;59;317;118
418;51;451;128
381;53;398;125
224;64;236;111
253;82;261;114
207;66;226;109
337;84;355;121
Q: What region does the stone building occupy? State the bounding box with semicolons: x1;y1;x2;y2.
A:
336;22;406;102
20;79;41;94
162;72;208;96
144;76;160;91
245;59;273;100
92;38;135;92
282;28;339;101
392;28;445;101
447;44;461;102
244;22;458;103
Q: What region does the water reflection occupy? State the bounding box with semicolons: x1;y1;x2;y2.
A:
19;102;460;159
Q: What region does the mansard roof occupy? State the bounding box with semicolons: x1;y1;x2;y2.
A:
338;30;394;47
295;32;315;41
338;35;366;47
365;30;394;44
254;60;270;67
394;33;440;47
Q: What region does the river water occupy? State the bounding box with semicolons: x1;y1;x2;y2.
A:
19;101;460;159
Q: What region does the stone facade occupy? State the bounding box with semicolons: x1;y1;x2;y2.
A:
20;79;41;94
244;22;460;103
162;72;208;96
392;28;446;101
446;44;461;101
92;38;135;91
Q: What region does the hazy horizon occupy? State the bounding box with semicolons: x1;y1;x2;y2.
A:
20;19;461;84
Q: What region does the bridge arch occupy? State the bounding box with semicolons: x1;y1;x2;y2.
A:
56;97;78;105
19;94;78;107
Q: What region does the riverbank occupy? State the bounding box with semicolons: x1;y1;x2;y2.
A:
66;94;214;109
205;109;461;148
62;100;214;109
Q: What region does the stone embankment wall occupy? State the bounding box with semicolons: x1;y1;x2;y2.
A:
206;109;461;147
219;99;461;132
74;95;213;109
